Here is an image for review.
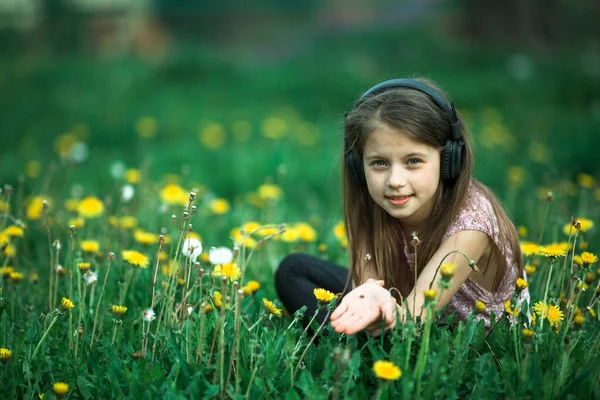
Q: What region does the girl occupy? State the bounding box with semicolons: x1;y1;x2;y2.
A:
275;77;529;336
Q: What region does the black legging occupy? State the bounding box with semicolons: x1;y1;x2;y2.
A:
274;253;351;329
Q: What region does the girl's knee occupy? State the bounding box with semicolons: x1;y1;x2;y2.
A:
275;253;306;284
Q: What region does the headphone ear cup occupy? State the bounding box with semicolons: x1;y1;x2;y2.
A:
441;139;465;181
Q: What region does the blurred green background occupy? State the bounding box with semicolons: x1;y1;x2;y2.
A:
0;0;599;228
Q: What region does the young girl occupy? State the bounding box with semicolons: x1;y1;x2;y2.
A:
275;77;529;336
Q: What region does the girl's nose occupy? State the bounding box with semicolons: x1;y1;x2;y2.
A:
386;166;407;188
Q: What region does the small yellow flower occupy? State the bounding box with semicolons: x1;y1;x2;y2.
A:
122;250;149;268
10;272;24;283
539;243;568;261
52;382;69;397
64;199;80;213
318;243;327;253
515;278;528;291
295;223;317;242
134;229;158;246
257;184;283;202
213;291;223;310
160;184;188;206
242;280;260;296
177;278;185;287
313;288;335;304
199;122;226;149
68;217;85;229
504;300;520;317
585;272;596;284
124;168;142;184
577;174;596;189
112;305;127;318
77;196;104;219
77;262;91;273
520;242;540;257
533;301;564;328
524;265;536;276
26;196;50;220
440;263;456;280
517;226;528;238
119;216;137;229
212;263;241;281
3;225;24;237
136;116;157;138
204;304;214;314
262;298;282;317
60;297;75;311
280;227;299;243
474;300;486;313
210;198;231;215
580;241;589;250
333;221;348;248
581;252;598;265
0;348;12;362
522;329;534;340
563;218;595;233
423;289;437;302
573;314;585;329
0;266;14;277
573;255;583;266
372;360;402;381
80;240;100;253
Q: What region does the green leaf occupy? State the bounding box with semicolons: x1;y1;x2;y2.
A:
77;376;95;399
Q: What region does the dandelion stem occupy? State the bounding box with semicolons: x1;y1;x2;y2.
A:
90;255;114;350
44;206;54;313
293;308;332;378
539;262;555;330
32;313;59;359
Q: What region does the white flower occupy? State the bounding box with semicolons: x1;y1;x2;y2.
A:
143;308;156;322
121;184;135;202
110;161;126;179
187;306;193;315
182;238;203;262
84;271;98;286
56;265;64;273
209;247;233;265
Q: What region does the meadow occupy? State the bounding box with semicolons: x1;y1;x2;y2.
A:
0;31;599;398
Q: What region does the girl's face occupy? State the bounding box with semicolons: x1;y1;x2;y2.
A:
362;124;441;232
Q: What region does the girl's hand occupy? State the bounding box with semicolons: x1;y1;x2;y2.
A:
330;279;397;336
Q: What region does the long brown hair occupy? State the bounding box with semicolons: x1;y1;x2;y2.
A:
342;78;523;298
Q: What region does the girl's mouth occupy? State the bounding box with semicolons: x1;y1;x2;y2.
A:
387;195;412;206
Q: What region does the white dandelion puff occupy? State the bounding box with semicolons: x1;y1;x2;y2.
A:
182;238;203;263
209;247;233;265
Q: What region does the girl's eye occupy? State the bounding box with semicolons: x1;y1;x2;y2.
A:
407;158;422;166
371;160;388;167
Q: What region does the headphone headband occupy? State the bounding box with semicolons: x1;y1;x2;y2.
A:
353;79;462;140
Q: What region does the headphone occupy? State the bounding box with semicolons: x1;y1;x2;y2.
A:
345;79;465;186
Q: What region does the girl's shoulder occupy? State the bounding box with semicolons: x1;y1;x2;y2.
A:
443;183;498;243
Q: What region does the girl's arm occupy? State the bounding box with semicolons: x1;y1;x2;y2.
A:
331;229;491;335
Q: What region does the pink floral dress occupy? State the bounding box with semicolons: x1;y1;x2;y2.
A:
401;184;530;327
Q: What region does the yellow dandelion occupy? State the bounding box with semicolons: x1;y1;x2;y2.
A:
572;218;594;233
25;160;41;179
242;280;261;296
52;382;69;397
280;227;299;243
573;255;583;265
68;217;85;229
3;225;24;238
210;198;230;215
262;298;282;317
10;272;24;283
230;229;257;248
240;221;262;235
507;166;525;190
585;272;596;284
160;184;188;206
515;278;528;291
77;263;91;273
423;289;437;302
573;314;585;329
60;297;75;311
318;243;327;253
440;263;456;279
26;196;49;220
295;223;317;242
199;122;226;149
504;300;520;317
122;250;149;268
522;329;534;340
540;243;568;261
119;216;137;229
520;242;540;257
533;301;564;328
112;305;127;318
80;240;100;253
517;226;528;238
204;304;214;314
124;168;141;184
0;348;11;362
0;267;14;278
261;116;287;139
474;300;486;313
257;184;283;202
134;229;158;246
372;360;402;381
213;291;223;309
577;174;596;189
524;265;536;276
581;252;598;265
313;288;335;304
212;263;241;281
77;196;104;219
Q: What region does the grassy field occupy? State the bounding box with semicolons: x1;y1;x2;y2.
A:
0;31;599;398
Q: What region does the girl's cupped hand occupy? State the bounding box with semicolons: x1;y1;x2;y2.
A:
330;279;397;336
